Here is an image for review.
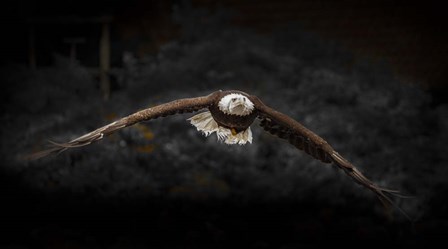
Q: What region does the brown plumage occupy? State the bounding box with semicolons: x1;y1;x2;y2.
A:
27;90;409;218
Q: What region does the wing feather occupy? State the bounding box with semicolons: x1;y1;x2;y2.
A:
252;96;410;219
27;92;217;160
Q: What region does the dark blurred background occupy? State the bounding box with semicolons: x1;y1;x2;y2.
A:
1;0;447;248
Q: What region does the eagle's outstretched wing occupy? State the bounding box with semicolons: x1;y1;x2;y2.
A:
251;96;410;219
27;92;219;160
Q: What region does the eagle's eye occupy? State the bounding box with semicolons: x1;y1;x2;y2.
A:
232;98;237;102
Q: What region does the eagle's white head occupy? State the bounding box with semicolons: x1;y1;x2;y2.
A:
218;93;254;116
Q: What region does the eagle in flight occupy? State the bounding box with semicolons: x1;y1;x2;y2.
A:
29;90;408;217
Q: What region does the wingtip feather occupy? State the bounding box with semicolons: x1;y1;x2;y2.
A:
330;152;413;221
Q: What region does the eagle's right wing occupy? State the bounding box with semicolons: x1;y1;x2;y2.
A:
27;92;219;160
250;95;411;219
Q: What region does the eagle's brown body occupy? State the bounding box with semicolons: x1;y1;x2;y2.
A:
27;89;409;219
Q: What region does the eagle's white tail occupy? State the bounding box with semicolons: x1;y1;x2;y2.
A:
187;111;252;145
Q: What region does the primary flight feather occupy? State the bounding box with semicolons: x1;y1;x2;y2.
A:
28;90;409;218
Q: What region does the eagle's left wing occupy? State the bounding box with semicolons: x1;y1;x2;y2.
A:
251;95;409;218
27;92;219;160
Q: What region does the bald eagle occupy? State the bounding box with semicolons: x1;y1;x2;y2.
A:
28;90;409;218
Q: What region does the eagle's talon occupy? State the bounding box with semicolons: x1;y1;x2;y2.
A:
231;128;237;136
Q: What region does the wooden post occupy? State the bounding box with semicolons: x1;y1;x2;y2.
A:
99;21;111;101
63;37;85;63
28;25;36;70
28;16;113;99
